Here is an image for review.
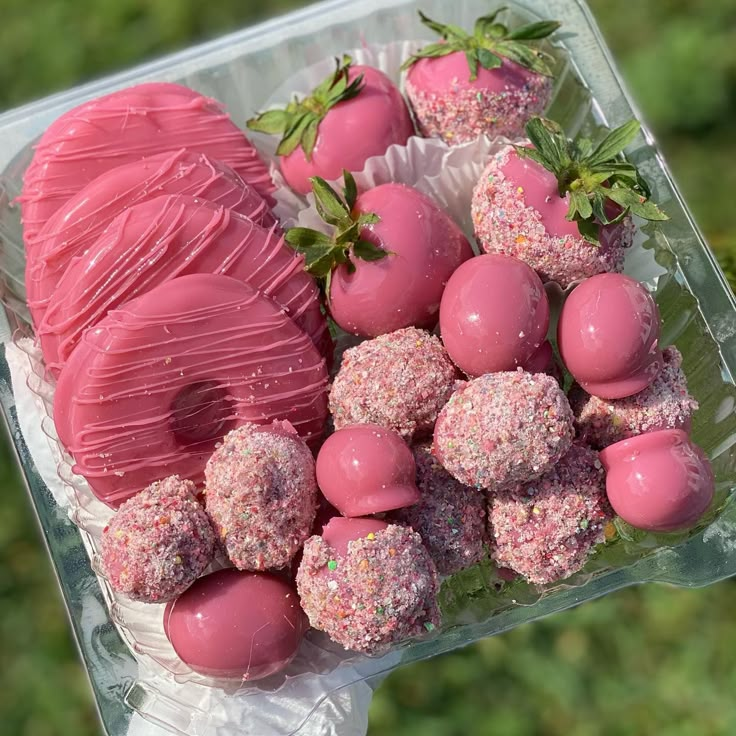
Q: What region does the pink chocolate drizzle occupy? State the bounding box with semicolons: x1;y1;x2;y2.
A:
20;82;274;249
26;149;276;327
38;194;329;376
53;273;329;508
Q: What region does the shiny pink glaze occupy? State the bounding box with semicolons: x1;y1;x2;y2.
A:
26;150;276;328
557;273;663;399
599;429;714;532
21;82;273;249
329;183;473;337
439;253;549;376
280;66;414;195
315;424;419;517
407;51;541;95
165;569;307;680
320;517;389;557
39;194;328;376
54;274;328;507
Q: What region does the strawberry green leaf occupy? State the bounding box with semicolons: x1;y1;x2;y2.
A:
301;118;320;161
577;218;600;245
586;120;641;167
304;245;339;278
276;113;312;157
507;20;561;40
524;117;570;174
466;49;480;81
311;176;350;225
477;48;503;71
494;41;554;76
474;8;506;39
353;240;389;261
513;145;550;170
246;108;291;135
284;227;333;249
343;170;358;211
418;10;452;37
568;188;593;220
357;212;380;227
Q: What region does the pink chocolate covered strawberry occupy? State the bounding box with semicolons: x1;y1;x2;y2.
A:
248;56;414;194
403;8;560;144
472;117;668;287
286;172;473;337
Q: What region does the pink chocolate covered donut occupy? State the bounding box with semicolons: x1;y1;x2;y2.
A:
570;346;698;449
389;443;487;576
20;82;273;249
54;273;329;508
38;194;328;376
434;370;574;488
205;423;317;571
329;327;460;441
296;518;440;654
489;443;612;584
100;475;216;602
26;149;275;328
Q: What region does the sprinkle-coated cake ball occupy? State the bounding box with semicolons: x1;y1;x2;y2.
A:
488;444;612;584
434;370;574;488
296;518;440;654
205;422;317;571
570;347;698;449
330;327;460;441
390;443;487;576
101;476;216;602
471;145;633;288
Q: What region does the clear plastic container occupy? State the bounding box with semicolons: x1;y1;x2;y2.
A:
1;1;736;734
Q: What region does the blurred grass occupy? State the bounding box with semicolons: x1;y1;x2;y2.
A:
1;1;735;734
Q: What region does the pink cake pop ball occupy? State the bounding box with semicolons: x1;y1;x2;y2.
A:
599;429;714;532
330;327;460;442
316;424;419;517
489;443;612;585
205;423;318;571
557;273;663;399
434;370;574;489
471;145;633;288
100;476;216;603
570;346;698;449
296;519;440;654
405;50;552;145
279;66;414;195
328;183;473;338
165;568;307;680
439;253;550;377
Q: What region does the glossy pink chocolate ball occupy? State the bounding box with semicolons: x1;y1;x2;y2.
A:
280;66;414;194
557;273;663;399
329;183;473;337
599;429;714;532
320;516;389;556
165;568;307;680
440;253;549;376
316;424;419;517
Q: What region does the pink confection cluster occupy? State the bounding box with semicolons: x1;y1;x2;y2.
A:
19;6;716;687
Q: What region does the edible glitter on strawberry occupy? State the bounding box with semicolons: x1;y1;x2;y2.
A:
329;327;460;441
389;443;487;576
204;422;317;571
434;370;574;489
488;443;613;585
471;145;633;287
100;476;216;603
569;347;698;450
296;523;440;654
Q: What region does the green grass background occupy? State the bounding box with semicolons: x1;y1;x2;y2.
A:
1;1;735;734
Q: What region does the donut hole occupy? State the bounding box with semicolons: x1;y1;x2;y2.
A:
170;381;234;449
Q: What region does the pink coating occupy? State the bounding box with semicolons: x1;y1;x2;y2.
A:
296;521;440;654
558;273;663;399
439;253;550;377
320;517;389;557
389;443;487;576
53;273;329;508
329;327;460;441
165;568;308;680
315;424;419;517
599;429;714;532
21;82;273;249
204;423;318;571
488;443;613;585
279;66;414;194
100;476;216;602
434;370;574;488
329;183;473;337
570;346;698;449
38;194;328;376
405;52;552;144
471;146;633;287
26;150;276;328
